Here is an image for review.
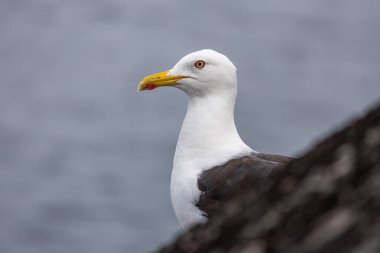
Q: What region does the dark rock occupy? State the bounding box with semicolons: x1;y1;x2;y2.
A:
156;102;380;253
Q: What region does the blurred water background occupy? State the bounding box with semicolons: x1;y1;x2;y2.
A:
0;0;379;252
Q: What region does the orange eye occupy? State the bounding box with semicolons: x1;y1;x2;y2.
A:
194;60;206;69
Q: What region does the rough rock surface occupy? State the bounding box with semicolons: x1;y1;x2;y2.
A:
157;102;380;253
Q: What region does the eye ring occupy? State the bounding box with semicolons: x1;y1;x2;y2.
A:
194;60;206;69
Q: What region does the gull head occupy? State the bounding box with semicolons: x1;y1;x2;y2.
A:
138;49;237;97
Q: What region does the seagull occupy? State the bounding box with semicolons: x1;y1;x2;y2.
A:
137;49;293;229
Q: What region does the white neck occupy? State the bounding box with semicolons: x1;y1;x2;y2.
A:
173;89;253;170
170;88;253;228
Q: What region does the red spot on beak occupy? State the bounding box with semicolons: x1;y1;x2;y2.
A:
143;84;157;90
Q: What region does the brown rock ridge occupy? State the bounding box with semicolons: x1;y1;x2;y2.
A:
157;102;380;253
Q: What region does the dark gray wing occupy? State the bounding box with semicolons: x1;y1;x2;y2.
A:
195;152;294;218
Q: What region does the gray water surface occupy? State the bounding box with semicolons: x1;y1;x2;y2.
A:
0;1;379;252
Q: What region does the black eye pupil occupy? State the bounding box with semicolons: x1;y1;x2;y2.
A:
194;60;206;69
195;61;205;68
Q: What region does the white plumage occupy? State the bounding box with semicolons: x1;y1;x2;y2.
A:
168;50;254;227
138;49;292;229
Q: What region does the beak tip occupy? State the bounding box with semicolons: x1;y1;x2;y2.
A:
137;81;145;92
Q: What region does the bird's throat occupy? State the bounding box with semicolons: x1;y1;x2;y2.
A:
174;92;251;166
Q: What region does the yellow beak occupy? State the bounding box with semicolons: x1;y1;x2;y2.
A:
137;70;187;92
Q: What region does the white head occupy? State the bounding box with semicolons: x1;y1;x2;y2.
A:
138;49;237;98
